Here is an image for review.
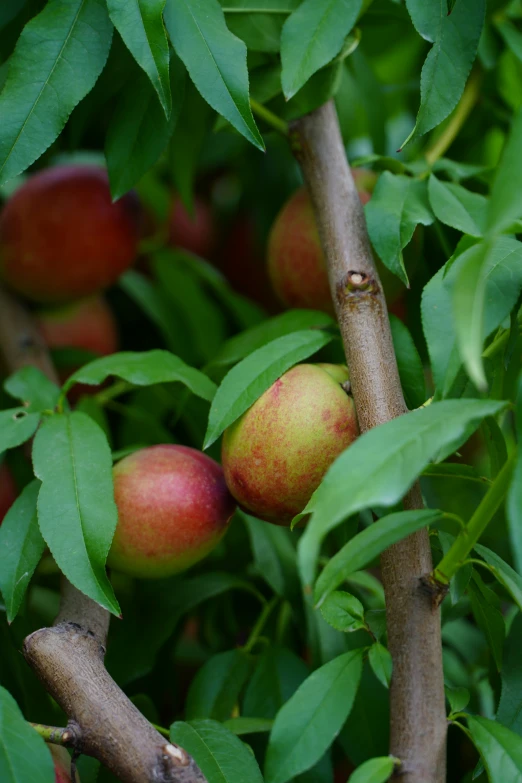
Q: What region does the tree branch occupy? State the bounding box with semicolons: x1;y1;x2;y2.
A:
0;285;206;783
290;101;447;783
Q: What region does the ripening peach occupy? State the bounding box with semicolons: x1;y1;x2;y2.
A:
36;296;118;357
0;462;16;524
168;196;216;258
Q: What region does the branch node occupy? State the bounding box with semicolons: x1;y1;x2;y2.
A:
336;271;379;305
163;743;190;767
419;574;449;608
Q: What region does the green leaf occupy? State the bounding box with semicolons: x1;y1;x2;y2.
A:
243;647;309;720
204;329;334;449
280;0;362;99
487;110;522;235
299;399;504;587
320;591;366;633
475;544;522;615
389;315;426;410
186;650;251;722
497;613;522;734
314;509;441;605
0;408;40;453
402;0;485;146
65;350;216;402
0;0;113;184
105;0;172;117
364;173;433;285
348;756;396;783
264;649;363;783
428;175;487;237
452;241;489;391
404;0;439;42
226;10;286;53
105;58;184;199
170;719;264;783
497;20;522;66
368;643;392;690
0;686;55;783
446;686;470;715
164;0;264;151
222;717;273;736
210;310;334;371
508;374;522;574
467;715;522;782
33;412;120;615
468;572;505;671
4;367;60;412
242;512;299;600
0;481;44;623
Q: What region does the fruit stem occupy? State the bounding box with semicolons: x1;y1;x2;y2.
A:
424;67;483;167
434;450;516;584
242;596;279;653
250;99;289;137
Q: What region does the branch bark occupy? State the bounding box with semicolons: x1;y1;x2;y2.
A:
0;285;206;783
291;102;446;782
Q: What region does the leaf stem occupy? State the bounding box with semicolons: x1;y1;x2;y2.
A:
242;596;278;653
151;722;170;738
434;450;516;584
250;99;289;137
30;723;73;745
424;67;483;167
94;380;133;406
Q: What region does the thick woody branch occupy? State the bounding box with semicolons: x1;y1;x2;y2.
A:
291;102;446;783
0;285;206;783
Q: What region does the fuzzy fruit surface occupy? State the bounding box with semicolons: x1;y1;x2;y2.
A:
0;462;16;524
0;166;139;303
36;295;118;356
168;196;216;258
222;364;358;525
50;744;78;783
108;445;235;579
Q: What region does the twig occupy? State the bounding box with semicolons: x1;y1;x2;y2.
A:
0;285;206;783
290;102;447;783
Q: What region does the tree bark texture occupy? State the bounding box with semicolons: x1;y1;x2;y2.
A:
291;101;447;783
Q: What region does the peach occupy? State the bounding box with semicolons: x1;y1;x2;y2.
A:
222;364;358;525
49;744;79;783
168;196;216;258
108;445;235;578
0;166;139;303
0;462;16;524
36;296;118;357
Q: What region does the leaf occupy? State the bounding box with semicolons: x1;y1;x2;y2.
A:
320;591;366;633
65;350;216;403
226;10;286;54
368;643;392;690
0;481;45;623
280;0;362;99
348;757;396;783
186;650;251;721
487;110;522;235
475;544;522;615
222;717;273;736
467;715;522;782
33;412;120;615
204;329;334;449
242;512;299;600
105;58;184;199
452;241;489;391
0;686;55;783
164;0;264;151
264;649;363;783
0;408;40;453
243;647;309;720
298;398;505;587
402;0;485;147
0;0;113;185
428;175;487;237
389;315;426;410
4;367;60;412
446;686;470;715
210;310;334;370
508;374;522;574
170;719;264;783
497;613;522;735
364;173;434;285
314;509;441;605
468;572;505;671
404;0;439;42
105;0;172;117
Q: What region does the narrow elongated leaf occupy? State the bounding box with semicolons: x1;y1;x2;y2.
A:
368;643;392;690
281;0;362;99
497;614;522;734
204;329;334;448
389;315;426;410
298;399;505;586
164;0;264;150
314;509;441;605
33;412;120;615
0;408;40;453
243;512;299;599
469;573;505;671
488;110;522;235
186;650;251;721
0;686;55;783
106;0;171;117
467;715;522;782
507;374;522;574
475;544;522;614
265;649;363;783
223;717;273;736
0;0;113;184
170;719;264;783
428;175;487;237
0;481;44;623
65;350;216;402
4;367;60;412
348;756;396;783
320;591;366;633
404;0;439;42
364;173;433;285
243;647;309;720
402;0;485;146
453;241;489;391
